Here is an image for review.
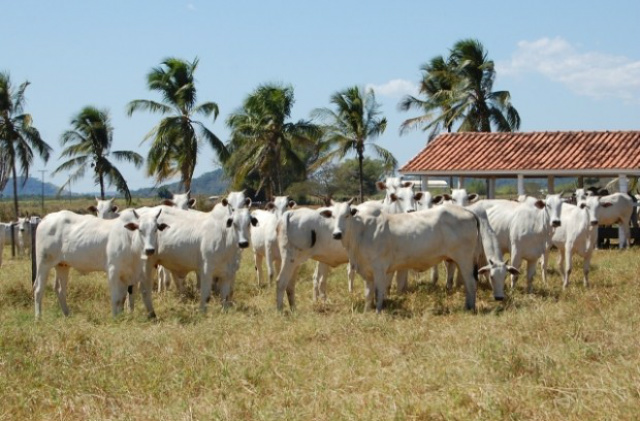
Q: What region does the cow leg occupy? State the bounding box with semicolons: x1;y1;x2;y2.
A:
430;265;439;285
347;263;356;293
525;259;537;293
373;269;388;313
33;263;52;318
312;262;329;302
363;278;375;311
445;261;456;291
198;267;214;313
54;266;71;317
582;249;594;287
396;270;409;294
108;267;128;317
276;259;297;312
137;269;156;319
539;250;549;286
254;251;264;288
619;225;630;249
562;244;573;289
285;266;300;311
457;260;477;312
509;249;522;290
218;274;234;310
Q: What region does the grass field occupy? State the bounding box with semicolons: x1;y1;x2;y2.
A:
1;240;639;420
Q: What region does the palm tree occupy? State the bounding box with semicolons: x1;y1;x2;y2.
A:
0;72;52;219
399;39;520;137
312;85;395;203
52;106;143;203
225;83;321;199
126;57;228;191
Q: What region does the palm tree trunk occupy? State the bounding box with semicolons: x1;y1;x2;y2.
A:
11;163;19;220
358;149;364;204
99;173;105;200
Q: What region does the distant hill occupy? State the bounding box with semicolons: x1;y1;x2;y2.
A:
1;169;229;199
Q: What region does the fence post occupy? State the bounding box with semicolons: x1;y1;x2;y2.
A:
30;217;39;285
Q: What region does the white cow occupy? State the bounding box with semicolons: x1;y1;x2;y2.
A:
472;194;564;292
575;189;635;248
320;200;499;312
88;197;120;219
251;196;296;287
33;209;164;318
546;196;606;289
144;202;257;313
161;190;197;210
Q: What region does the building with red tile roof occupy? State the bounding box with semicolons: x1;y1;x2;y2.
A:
399;131;640;197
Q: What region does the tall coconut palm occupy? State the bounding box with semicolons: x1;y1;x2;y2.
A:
225;83;321;199
52;106;143;203
0;72;52;219
400;39;520;137
312;85;395;203
126;57;228;191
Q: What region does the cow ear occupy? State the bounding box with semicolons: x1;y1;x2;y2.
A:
157;223;169;231
468;193;479;203
350;208;358;216
124;222;139;231
222;198;229;207
111;206;119;213
443;194;452;201
534;200;545;209
226;218;233;228
319;209;332;218
161;199;175;207
402;181;413;188
389;193;398;202
507;266;521;275
188;198;197;208
288;200;296;208
87;205;98;213
376;181;387;191
266;202;275;210
601;202;613;208
250;217;259;227
244;197;253;208
579;202;587;209
414;192;424;201
478;265;491;275
432;195;444;205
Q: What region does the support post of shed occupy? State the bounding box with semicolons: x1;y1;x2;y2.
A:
619;174;628;193
577;176;584;188
457;177;465;189
488;177;496;199
547;175;555;194
517;174;525;196
420;175;428;191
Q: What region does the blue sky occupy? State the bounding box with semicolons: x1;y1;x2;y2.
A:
3;0;639;194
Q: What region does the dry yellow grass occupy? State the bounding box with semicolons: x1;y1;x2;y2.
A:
1;245;639;420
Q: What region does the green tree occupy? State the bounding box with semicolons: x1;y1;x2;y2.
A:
225;83;321;199
312;86;395;203
400;39;520;138
0;72;52;219
52;106;143;203
127;57;228;191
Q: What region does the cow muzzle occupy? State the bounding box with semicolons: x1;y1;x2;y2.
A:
332;232;342;240
552;220;561;227
239;241;249;249
145;248;156;256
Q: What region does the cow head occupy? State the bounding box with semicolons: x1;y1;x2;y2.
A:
450;189;479;206
88;197;119;219
124;209;169;256
162;190;196;210
225;207;258;249
415;191;438;210
478;259;520;301
266;195;296;217
318;198;357;241
544;193;564;228
387;186;419;213
579;195;613;226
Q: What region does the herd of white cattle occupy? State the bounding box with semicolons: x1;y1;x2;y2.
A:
2;181;638;319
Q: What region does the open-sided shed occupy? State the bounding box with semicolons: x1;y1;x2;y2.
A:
399;131;640;197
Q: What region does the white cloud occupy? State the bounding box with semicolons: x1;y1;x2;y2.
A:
366;79;418;99
498;37;640;102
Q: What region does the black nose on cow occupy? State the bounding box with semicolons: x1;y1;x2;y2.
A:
407;209;416;213
145;248;155;256
239;241;249;249
552;220;561;227
332;232;342;240
495;296;504;301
